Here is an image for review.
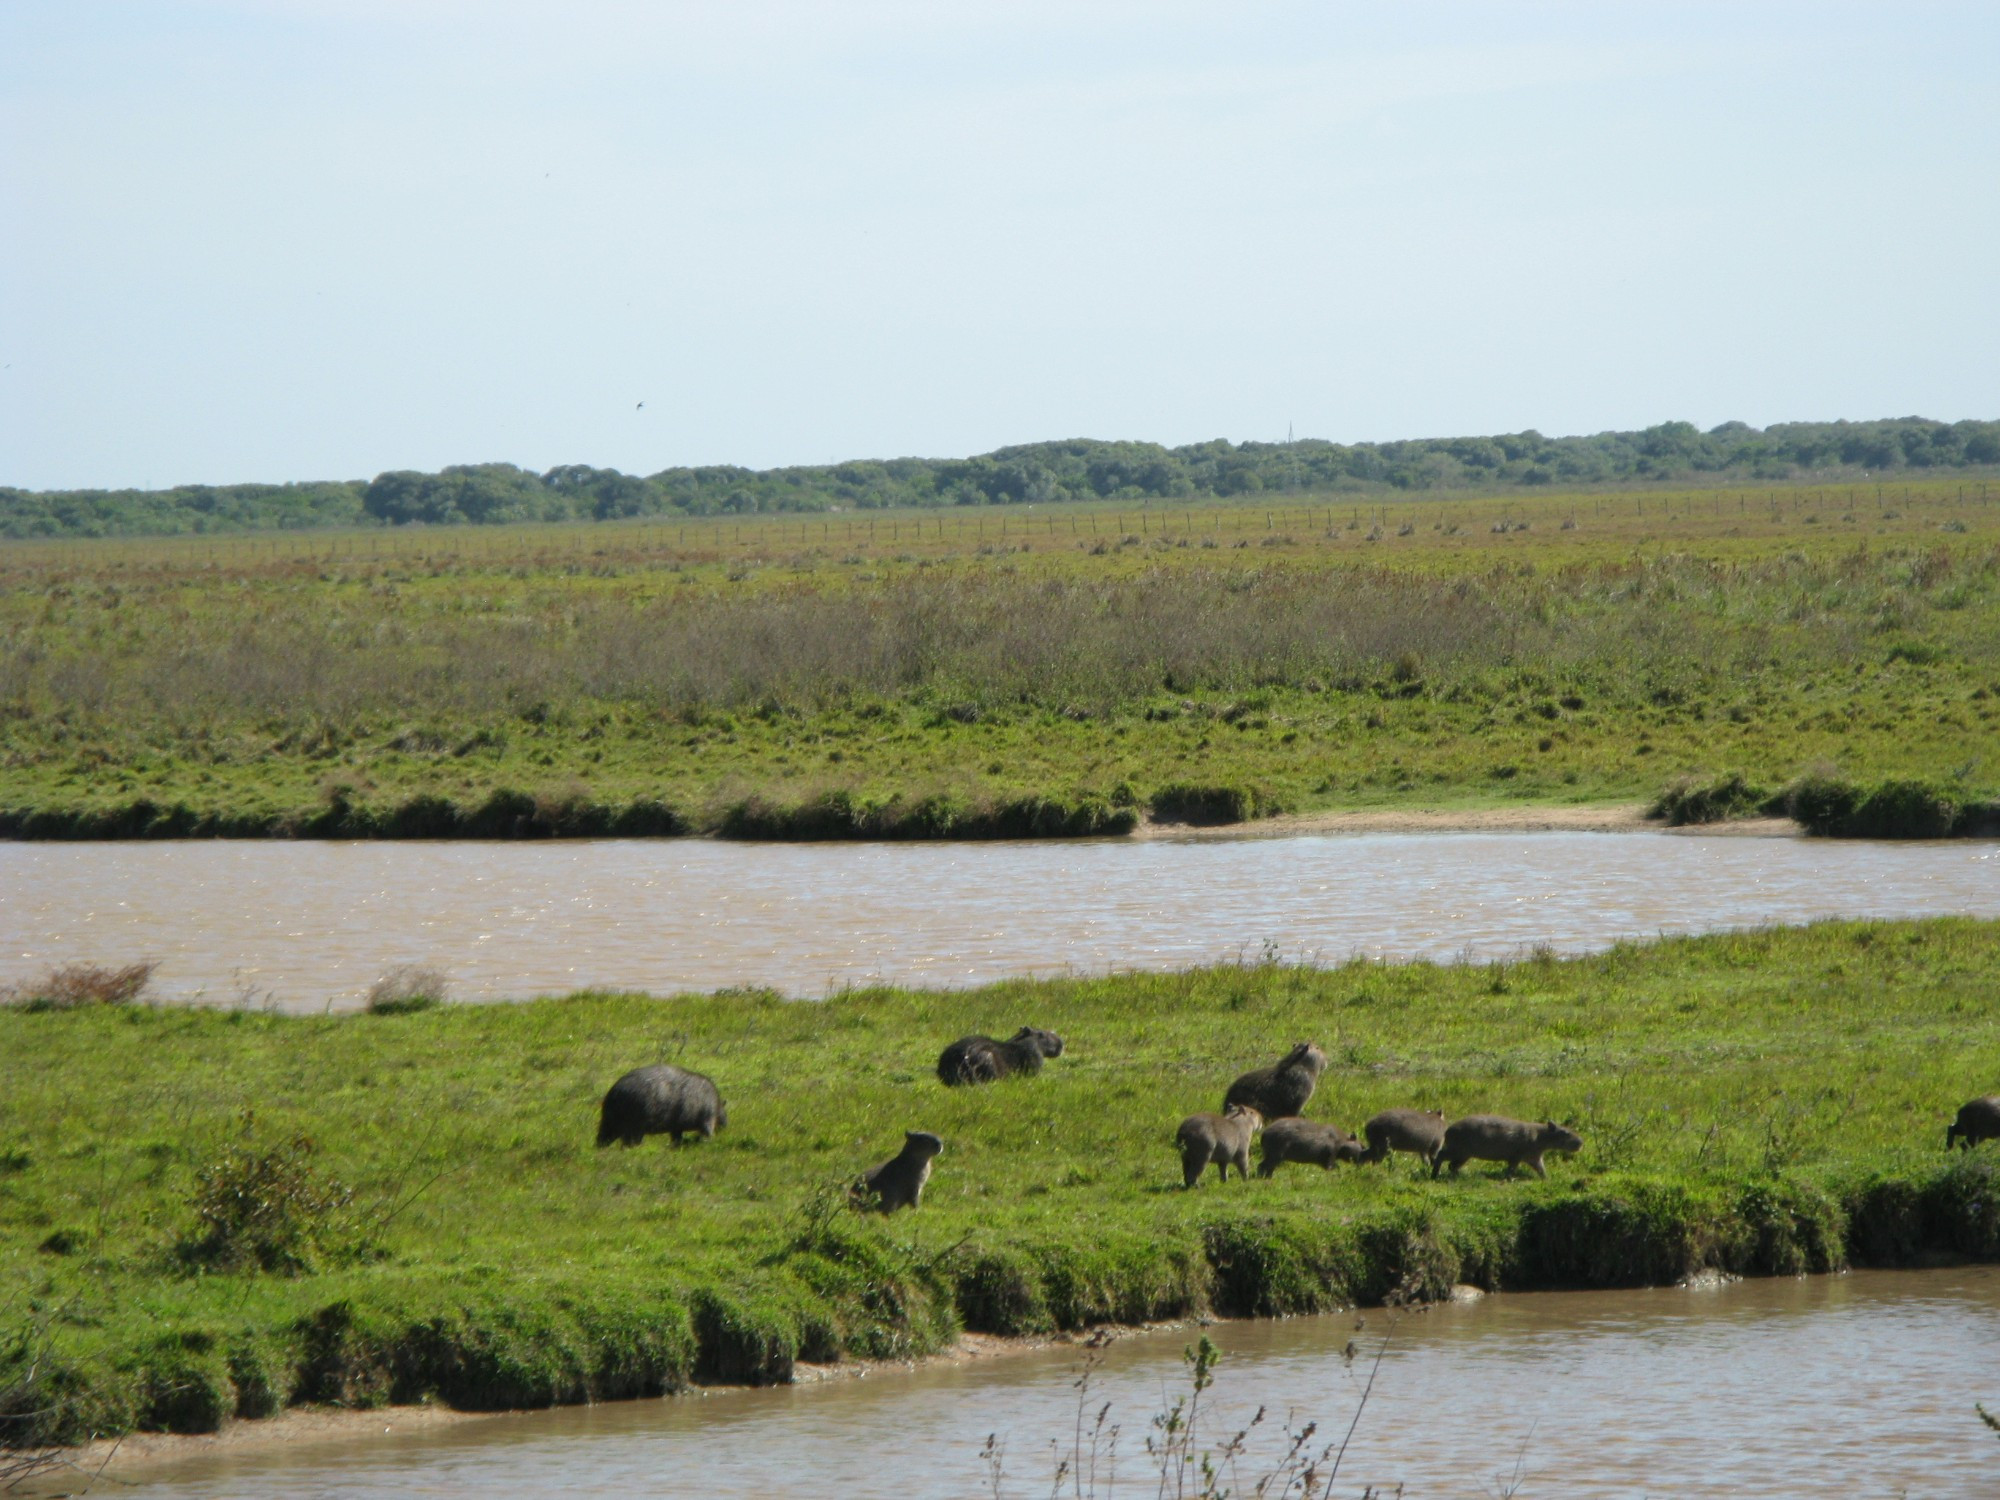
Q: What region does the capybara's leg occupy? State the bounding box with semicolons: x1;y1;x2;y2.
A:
1529;1156;1547;1179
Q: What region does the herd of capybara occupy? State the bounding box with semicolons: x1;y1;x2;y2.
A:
595;1035;2000;1211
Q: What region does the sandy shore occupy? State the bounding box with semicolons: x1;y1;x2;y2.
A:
1135;803;1800;840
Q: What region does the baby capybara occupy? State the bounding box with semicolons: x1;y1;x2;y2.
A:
1946;1096;2000;1150
1176;1105;1262;1188
596;1063;727;1147
1360;1107;1447;1168
1223;1042;1328;1121
937;1026;1065;1086
1257;1117;1364;1177
1432;1115;1583;1180
854;1130;944;1212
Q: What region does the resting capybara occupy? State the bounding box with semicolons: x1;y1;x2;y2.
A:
1223;1042;1328;1121
1176;1105;1262;1188
1946;1096;2000;1150
1256;1117;1365;1177
937;1026;1065;1086
855;1130;944;1212
1433;1115;1583;1180
1360;1108;1447;1168
596;1064;727;1147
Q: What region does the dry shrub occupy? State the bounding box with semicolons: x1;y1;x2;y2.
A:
365;964;451;1014
1;961;156;1012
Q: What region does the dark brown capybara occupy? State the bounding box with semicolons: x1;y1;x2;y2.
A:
1256;1117;1365;1177
1946;1096;2000;1150
596;1064;727;1147
854;1131;944;1212
1360;1107;1447;1168
1223;1042;1328;1121
1176;1105;1262;1188
1433;1116;1583;1180
937;1027;1065;1086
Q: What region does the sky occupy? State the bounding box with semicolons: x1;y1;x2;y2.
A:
1;1;1996;490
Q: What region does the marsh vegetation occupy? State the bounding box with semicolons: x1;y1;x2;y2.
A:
1;481;1997;838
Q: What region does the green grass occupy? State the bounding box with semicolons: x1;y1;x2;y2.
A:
2;482;1998;837
6;918;2000;1444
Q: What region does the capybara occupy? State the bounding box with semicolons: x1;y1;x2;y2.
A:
596;1064;728;1147
1176;1105;1262;1188
1946;1096;2000;1150
1433;1115;1583;1180
855;1131;944;1212
937;1026;1065;1086
1256;1117;1365;1177
1223;1042;1328;1121
1360;1107;1447;1168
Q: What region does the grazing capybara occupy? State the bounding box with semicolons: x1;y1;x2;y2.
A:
1223;1042;1328;1121
854;1131;944;1212
1176;1105;1262;1188
1360;1108;1447;1168
1433;1115;1583;1180
1257;1118;1365;1177
937;1027;1065;1086
596;1064;727;1147
1946;1096;2000;1150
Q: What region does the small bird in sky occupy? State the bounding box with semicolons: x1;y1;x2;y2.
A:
636;401;645;410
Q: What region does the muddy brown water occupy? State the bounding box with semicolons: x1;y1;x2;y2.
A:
61;1267;2000;1498
3;831;1998;1009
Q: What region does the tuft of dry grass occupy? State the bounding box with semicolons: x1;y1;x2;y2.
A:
365;964;452;1015
0;962;156;1012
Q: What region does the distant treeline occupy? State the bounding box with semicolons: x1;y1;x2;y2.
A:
7;415;1999;538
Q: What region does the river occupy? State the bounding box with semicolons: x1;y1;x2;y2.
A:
2;830;1996;1009
68;1266;2000;1498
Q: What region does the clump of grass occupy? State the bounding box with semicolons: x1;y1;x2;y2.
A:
0;961;155;1012
1649;772;1772;826
365;964;451;1014
1150;783;1277;825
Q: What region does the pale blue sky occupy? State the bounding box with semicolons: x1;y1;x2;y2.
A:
2;1;1995;489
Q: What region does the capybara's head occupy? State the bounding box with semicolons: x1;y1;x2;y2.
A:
1283;1041;1329;1077
1223;1105;1264;1132
1013;1026;1065;1058
904;1130;944;1159
1544;1121;1584;1154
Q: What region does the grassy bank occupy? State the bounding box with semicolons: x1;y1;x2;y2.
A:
2;482;1998;839
5;918;2000;1446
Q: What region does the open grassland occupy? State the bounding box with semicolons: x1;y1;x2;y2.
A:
4;918;2000;1444
2;479;1999;838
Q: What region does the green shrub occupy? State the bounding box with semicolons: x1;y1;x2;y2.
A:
177;1131;355;1274
1844;779;1962;839
1789;774;1964;838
